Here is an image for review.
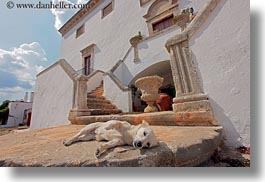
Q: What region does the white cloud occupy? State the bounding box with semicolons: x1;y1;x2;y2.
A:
0;42;48;102
50;0;89;30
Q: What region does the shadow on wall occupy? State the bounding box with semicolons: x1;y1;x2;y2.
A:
189;0;227;46
210;99;242;147
191;50;242;147
178;0;192;9
190;51;205;92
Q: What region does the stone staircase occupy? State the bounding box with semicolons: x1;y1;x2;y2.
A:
87;83;122;115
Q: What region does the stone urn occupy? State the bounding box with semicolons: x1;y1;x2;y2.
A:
135;75;164;112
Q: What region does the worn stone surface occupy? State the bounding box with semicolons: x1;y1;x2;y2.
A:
0;125;222;167
76;111;216;126
199;147;250;167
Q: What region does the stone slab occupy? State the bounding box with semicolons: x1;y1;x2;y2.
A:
0;125;223;167
76;111;216;126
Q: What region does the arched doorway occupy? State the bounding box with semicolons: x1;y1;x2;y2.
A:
129;60;175;112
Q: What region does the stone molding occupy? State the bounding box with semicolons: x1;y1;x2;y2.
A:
81;43;96;73
139;0;152;7
165;0;221;125
59;0;102;36
104;72;130;91
144;0;179;35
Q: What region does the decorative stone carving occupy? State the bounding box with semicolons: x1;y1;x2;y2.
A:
166;37;216;125
135;76;164;112
140;0;151;7
69;74;91;124
130;34;143;62
173;8;194;31
143;0;179;35
164;0;221;126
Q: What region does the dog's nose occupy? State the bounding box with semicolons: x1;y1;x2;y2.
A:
136;141;142;148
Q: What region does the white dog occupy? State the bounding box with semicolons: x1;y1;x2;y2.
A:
63;120;159;157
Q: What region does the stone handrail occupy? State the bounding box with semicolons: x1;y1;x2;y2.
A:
86;70;105;93
37;59;89;110
104;72;130;91
37;59;78;80
166;0;220;50
110;46;133;73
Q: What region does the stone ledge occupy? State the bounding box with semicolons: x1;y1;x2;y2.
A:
75;111;217;126
0;125;223;167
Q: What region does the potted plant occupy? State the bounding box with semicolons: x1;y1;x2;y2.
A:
130;31;143;46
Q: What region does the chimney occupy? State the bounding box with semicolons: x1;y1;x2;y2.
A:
24;92;28;102
30;92;34;102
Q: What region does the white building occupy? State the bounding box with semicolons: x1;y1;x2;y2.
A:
31;0;250;148
4;101;32;127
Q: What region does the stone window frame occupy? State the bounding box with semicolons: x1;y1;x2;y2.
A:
140;0;151;7
143;0;179;36
101;0;114;19
76;24;85;38
80;44;95;75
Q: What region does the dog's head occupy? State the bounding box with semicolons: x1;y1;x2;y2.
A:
133;120;159;149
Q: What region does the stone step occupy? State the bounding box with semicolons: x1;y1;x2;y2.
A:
87;95;105;99
90;93;103;97
89;109;122;115
87;103;117;110
87;98;111;104
91;89;103;93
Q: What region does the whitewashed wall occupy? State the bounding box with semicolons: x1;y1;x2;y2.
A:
57;0;250;147
5;102;32;127
190;0;250;147
30;64;73;129
60;0;206;73
103;74;132;112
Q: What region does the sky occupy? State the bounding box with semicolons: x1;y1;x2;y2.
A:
0;0;88;103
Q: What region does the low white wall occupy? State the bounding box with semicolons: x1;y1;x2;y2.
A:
190;0;250;147
87;71;104;93
103;74;132;112
114;27;181;86
31;64;74;129
5;102;32;127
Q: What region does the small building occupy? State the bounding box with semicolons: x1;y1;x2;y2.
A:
4;101;32;127
1;92;34;128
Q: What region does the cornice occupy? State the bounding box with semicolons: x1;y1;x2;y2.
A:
59;0;102;36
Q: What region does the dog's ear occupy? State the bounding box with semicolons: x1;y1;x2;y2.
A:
141;120;149;127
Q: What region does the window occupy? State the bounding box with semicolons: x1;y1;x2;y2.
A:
81;44;95;76
143;0;179;35
102;2;113;18
84;55;91;76
76;24;85;38
140;0;151;7
152;15;174;32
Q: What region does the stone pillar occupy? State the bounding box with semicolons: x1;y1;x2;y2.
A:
130;36;142;62
167;39;216;125
68;74;91;124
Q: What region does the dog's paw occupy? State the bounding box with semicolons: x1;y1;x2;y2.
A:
63;140;71;146
95;149;101;158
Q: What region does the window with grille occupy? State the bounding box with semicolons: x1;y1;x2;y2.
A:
152;15;174;32
102;2;113;18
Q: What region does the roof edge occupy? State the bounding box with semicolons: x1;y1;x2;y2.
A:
59;0;102;36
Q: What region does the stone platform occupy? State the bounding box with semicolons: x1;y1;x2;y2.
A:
0;125;223;167
74;111;216;126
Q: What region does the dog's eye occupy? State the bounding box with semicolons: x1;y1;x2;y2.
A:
147;142;150;147
143;131;147;136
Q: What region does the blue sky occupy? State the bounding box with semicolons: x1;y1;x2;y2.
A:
0;0;88;103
